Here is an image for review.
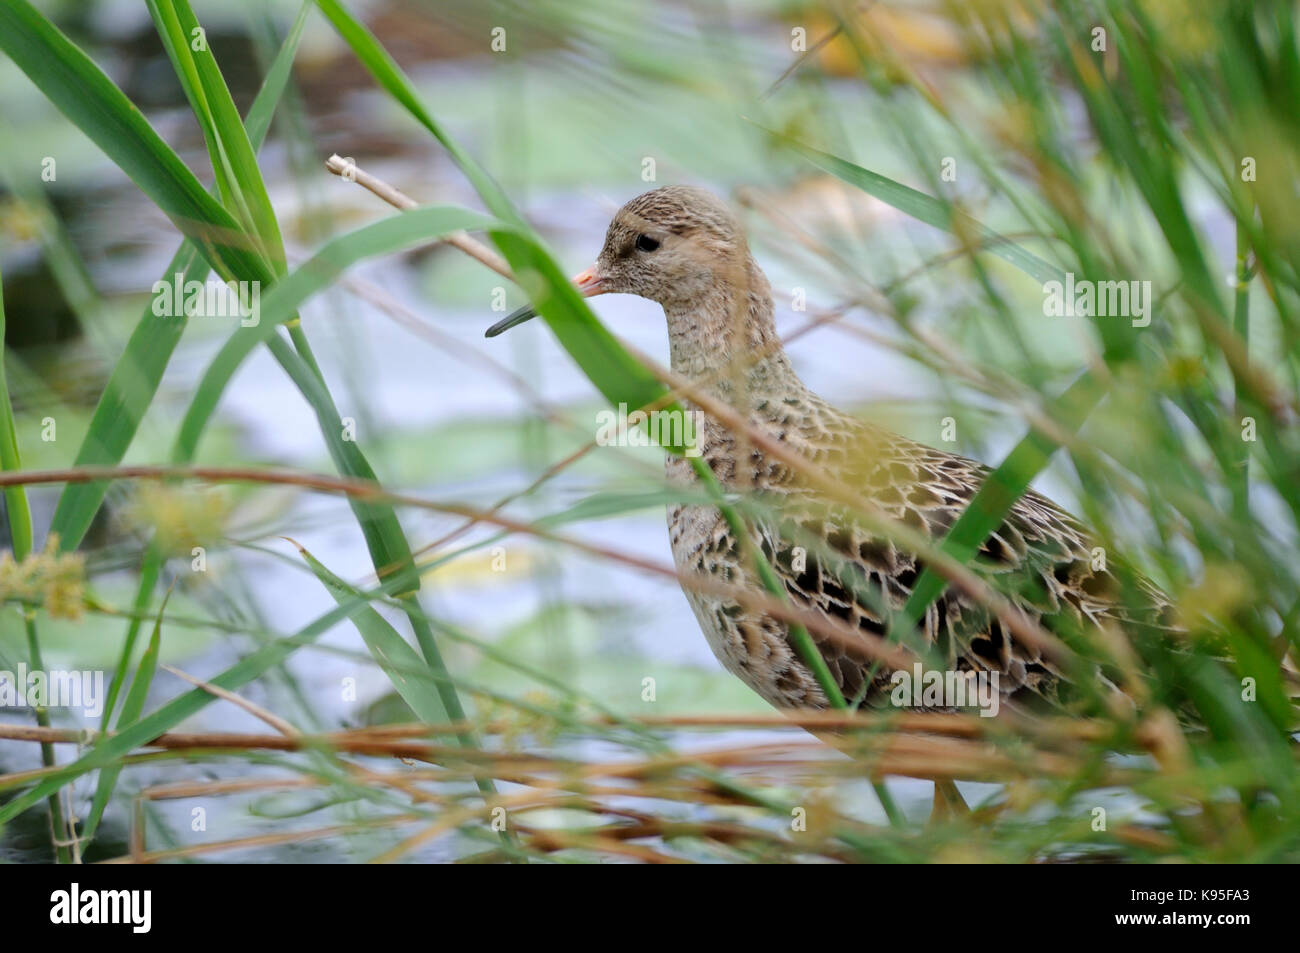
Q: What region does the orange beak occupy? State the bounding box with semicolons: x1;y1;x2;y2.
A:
485;264;605;337
571;265;606;298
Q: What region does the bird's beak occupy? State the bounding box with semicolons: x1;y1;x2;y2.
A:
484;265;606;338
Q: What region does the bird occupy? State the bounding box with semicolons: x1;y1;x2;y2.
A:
485;185;1176;723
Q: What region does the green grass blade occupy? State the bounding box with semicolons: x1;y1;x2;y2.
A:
80;588;168;842
48;245;200;551
146;0;286;271
0;260;32;559
296;543;450;725
270;337;420;594
245;1;311;148
773;132;1067;286
0;260;70;858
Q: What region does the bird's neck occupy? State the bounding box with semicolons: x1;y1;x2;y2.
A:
663;255;804;407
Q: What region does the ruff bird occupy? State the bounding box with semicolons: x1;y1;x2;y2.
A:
486;186;1174;720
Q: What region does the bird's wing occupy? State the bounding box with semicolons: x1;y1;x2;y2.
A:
751;411;1175;709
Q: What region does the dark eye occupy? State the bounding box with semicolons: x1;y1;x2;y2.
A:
634;234;660;252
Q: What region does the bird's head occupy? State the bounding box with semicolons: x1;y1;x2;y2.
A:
485;186;754;337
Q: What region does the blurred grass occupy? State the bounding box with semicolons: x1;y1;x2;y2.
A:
0;0;1296;862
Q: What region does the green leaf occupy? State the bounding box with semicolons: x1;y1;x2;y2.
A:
295;543;450;726
538;488;718;526
146;0;286;270
0;260;33;559
773;132;1067;286
81;588;168;842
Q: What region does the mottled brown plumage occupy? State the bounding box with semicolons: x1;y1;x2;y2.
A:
499;185;1176;713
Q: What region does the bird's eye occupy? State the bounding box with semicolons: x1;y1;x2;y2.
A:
634;234;660;253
